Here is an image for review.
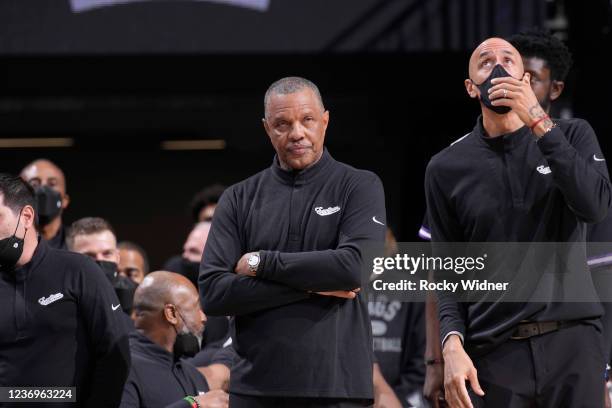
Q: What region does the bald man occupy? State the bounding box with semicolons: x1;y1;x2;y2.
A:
20;159;71;249
121;271;229;408
425;38;610;407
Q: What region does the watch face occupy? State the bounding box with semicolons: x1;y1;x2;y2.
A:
248;254;259;267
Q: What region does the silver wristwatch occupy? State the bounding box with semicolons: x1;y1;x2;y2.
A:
247;252;260;274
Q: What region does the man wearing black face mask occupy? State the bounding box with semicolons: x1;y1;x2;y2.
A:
120;271;229;408
67;217;137;315
425;38;610;407
420;31;578;407
0;173;130;406
20;159;71;249
165;221;212;287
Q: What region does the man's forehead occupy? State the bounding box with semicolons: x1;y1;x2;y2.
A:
22;161;65;183
267;90;321;114
121;248;144;264
472;38;518;59
74;231;117;247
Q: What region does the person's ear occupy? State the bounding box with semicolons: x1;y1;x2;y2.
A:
263;118;272;139
164;304;179;325
322;110;330;133
550;80;565;102
465;79;479;99
61;193;70;211
22;205;35;230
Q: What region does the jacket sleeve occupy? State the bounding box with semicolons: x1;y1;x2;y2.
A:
199;189;310;316
118;373;140;408
79;258;131;408
424;159;467;345
257;174;387;292
537;120;612;223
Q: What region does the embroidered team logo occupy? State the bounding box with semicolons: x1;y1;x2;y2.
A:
315;206;340;216
536;165;551;175
38;293;64;306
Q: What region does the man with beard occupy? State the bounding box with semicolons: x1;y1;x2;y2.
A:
0;174;130;406
20;159;71;249
200;77;386;407
426;38;609;407
120;271;229;408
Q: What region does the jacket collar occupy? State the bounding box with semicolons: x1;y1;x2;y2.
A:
12;235;46;283
130;330;174;367
270;148;334;186
474;115;532;151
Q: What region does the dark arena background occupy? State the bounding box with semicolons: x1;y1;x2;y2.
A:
1;0;611;269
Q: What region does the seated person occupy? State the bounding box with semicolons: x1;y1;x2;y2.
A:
121;271;229;408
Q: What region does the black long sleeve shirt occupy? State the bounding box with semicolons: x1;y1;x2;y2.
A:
120;331;209;408
425;117;611;356
0;239;131;407
199;149;387;398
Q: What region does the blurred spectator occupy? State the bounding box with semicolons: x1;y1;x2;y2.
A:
118;241;150;285
190;184;225;222
370;227;426;408
20;159;71;249
164;221;212;287
67;217;137;315
120;271;229;408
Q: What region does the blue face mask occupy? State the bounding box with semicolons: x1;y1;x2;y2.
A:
0;209;26;273
474;64;513;114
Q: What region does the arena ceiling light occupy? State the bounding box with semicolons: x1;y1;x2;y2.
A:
0;138;74;148
161;139;226;151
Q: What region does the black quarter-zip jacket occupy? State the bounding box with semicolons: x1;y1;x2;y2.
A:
425;117;611;356
199;149;387;398
120;331;209;408
0;239;131;407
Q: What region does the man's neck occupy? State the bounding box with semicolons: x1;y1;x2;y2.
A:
16;230;38;268
481;110;525;138
141;329;175;354
41;217;62;241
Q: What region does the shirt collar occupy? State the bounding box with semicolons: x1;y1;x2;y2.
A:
271;147;334;186
131;331;174;366
12;236;46;283
474;115;532;151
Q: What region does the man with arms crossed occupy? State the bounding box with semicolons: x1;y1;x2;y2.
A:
200;77;387;407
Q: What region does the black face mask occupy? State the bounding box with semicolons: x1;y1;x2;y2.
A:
179;258;201;288
96;260;118;282
35;186;62;227
0;209;26;273
172;310;202;360
474;64;514;114
96;260;136;314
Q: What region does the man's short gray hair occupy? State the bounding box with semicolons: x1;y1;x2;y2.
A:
264;76;325;118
